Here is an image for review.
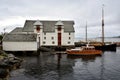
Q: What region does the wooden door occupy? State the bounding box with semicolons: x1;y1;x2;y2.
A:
58;33;61;46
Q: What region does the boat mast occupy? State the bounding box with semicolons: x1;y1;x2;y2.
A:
85;21;88;43
102;4;105;44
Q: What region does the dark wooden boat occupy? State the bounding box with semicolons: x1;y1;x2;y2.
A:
94;43;116;51
94;5;116;51
75;5;117;51
75;42;117;51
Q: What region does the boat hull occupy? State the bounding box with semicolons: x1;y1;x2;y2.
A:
95;44;116;51
66;50;102;55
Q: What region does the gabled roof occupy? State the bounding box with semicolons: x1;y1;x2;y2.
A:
22;20;75;32
10;27;23;34
2;34;37;42
55;20;64;26
34;20;43;26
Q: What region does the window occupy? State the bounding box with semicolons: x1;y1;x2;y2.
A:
69;37;71;40
51;37;54;40
36;26;40;31
68;42;70;44
52;41;55;44
43;41;46;44
44;37;46;40
58;27;61;31
44;33;46;35
69;33;71;35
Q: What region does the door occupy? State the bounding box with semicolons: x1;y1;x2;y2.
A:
58;33;61;46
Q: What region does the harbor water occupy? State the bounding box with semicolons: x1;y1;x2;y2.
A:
9;47;120;80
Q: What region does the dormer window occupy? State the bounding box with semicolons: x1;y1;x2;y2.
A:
33;20;43;33
58;27;61;31
36;25;40;32
55;20;64;33
55;20;64;26
34;20;43;26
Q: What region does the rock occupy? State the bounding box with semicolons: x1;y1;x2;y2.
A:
0;61;12;70
0;50;8;57
7;54;15;58
0;50;6;55
0;69;9;78
0;55;4;60
0;51;23;78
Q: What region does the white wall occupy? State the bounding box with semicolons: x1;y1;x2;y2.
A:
35;26;74;46
3;42;37;51
62;32;74;46
41;29;74;46
42;32;57;46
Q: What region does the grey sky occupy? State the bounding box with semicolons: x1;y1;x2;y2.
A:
0;0;120;38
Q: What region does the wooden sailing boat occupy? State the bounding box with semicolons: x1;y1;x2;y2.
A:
75;5;116;51
94;5;116;51
66;22;102;55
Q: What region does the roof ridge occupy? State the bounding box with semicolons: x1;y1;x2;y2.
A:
15;27;23;28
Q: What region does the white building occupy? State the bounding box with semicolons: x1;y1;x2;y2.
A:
2;20;75;51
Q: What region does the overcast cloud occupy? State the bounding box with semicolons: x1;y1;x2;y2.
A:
0;0;120;38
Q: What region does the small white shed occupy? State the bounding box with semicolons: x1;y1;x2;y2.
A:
2;34;37;51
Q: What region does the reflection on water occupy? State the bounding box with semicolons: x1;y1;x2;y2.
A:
10;47;120;80
56;53;62;69
67;55;101;62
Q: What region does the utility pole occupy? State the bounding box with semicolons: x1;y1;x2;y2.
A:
102;4;105;45
3;28;6;36
85;21;87;43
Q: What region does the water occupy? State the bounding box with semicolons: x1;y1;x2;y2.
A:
9;47;120;80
